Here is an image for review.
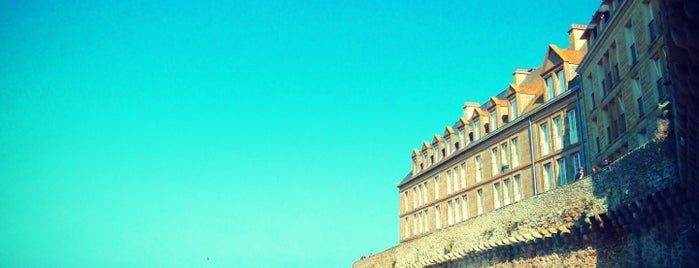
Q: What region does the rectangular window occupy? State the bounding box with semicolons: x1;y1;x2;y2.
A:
413;214;418;235
477;189;484;215
514;175;522;201
491;147;500;176
572;153;581;173
424;209;429;233
475;156;483;182
453;167;459;191
447;200;453;226
423;182;429;204
567;110;579;144
591;92;596;110
434;176;440;200
461;195;468;220
546;76;555;100
417;185;423;206
503;179;512;205
543;163;553;191
553;117;563;150
511;138;519;167
653;58;664;99
620;113;627;133
510;98;518;119
501;142;509;169
455;198;461;223
637;97;645;117
412;187;417;209
557;70;566;93
540;122;551;155
435;205;441;229
418;212;423;234
494;182;502;209
647;4;657;42
597;63;607;97
446;170;452;194
460;163;466;189
404;217;409;238
625;23;637;66
403;192;408;212
557;158;567;186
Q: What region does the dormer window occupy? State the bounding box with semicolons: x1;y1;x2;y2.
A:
474;121;481;140
484;123;490;134
546;76;555;100
557;70;566;92
430;155;435;165
490;111;498;130
455;142;460;151
509;98;518;119
441;148;446;158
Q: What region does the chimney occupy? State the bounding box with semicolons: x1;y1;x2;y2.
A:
512;69;530;86
463;102;480;118
568;24;588;50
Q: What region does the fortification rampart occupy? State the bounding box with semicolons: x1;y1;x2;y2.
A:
354;139;698;268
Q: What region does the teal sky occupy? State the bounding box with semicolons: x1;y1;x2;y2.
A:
1;1;600;267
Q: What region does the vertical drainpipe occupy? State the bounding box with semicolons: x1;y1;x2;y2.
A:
575;76;591;172
528;117;538;195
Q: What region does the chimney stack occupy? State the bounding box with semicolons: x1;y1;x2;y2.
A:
463;102;480;118
568;24;588;50
512;69;530;86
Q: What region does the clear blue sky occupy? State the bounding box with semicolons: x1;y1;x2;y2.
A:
1;1;600;267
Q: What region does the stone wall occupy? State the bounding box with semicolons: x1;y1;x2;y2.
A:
354;139;693;268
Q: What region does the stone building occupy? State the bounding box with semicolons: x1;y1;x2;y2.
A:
397;26;588;242
355;1;699;267
577;0;670;168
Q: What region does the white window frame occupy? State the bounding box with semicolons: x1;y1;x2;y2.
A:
490;110;498;130
494;182;502;209
540;122;551;155
477;189;484;215
503;179;511;206
434;176;440;200
553;116;563;150
447;200;454;226
460;163;466;189
475;156;483;182
455;198;461;223
511;137;519;167
514;174;522;201
491;147;500;176
543;163;553;191
557;158;567;186
446;170;452;194
461;195;468;220
567;110;579;144
557;70;566;93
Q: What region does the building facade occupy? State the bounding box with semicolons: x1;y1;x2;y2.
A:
397;26;588;242
577;0;670;168
354;1;693;267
